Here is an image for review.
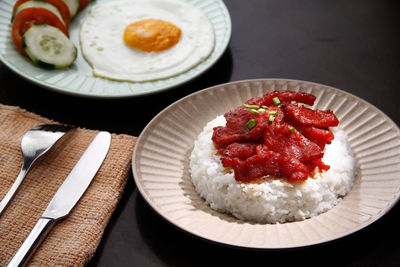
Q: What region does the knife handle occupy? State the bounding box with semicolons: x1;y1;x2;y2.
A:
7;217;55;267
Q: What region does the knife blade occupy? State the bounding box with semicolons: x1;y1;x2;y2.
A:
7;131;111;267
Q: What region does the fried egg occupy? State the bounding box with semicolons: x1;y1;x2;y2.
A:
79;0;215;82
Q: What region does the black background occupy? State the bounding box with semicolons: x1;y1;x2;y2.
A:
1;1;400;266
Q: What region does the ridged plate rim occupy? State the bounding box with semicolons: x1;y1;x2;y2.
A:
132;78;400;249
0;0;231;98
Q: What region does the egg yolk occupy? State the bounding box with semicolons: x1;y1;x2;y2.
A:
123;18;181;52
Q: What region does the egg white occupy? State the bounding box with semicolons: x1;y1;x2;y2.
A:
79;0;215;82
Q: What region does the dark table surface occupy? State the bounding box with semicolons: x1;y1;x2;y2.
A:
1;0;400;266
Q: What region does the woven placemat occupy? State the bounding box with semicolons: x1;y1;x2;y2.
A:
0;104;137;266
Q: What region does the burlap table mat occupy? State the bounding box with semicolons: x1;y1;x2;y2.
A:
0;104;137;266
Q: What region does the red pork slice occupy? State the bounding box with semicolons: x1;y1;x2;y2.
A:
278;154;310;181
212;106;269;148
246;90;316;106
231;148;310;182
219;142;258;167
305;158;330;172
232;151;281;182
292;123;334;149
263;121;323;162
285;103;339;128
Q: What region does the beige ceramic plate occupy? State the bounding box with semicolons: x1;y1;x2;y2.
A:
132;79;400;249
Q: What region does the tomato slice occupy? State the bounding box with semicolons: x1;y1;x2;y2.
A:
12;8;69;55
13;0;71;28
78;0;90;12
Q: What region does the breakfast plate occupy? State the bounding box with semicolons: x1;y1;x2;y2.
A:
0;0;231;98
132;79;400;249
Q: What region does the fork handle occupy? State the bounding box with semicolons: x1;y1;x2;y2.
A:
0;164;30;215
7;217;55;267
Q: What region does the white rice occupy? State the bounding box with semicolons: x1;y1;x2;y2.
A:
189;115;358;224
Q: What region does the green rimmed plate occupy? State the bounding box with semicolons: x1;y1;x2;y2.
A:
0;0;231;98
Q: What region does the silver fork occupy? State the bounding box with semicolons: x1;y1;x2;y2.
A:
0;124;73;215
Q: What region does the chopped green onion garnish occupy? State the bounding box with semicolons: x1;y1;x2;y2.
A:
246;119;256;129
262;105;267;109
268;115;275;124
272;97;281;106
243;104;260;109
250;109;259;115
289;127;295;132
257;108;266;112
269;110;278;115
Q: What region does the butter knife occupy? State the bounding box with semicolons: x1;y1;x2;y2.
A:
7;131;111;267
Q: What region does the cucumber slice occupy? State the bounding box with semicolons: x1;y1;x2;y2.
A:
23;24;77;69
62;0;79;17
12;1;66;26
